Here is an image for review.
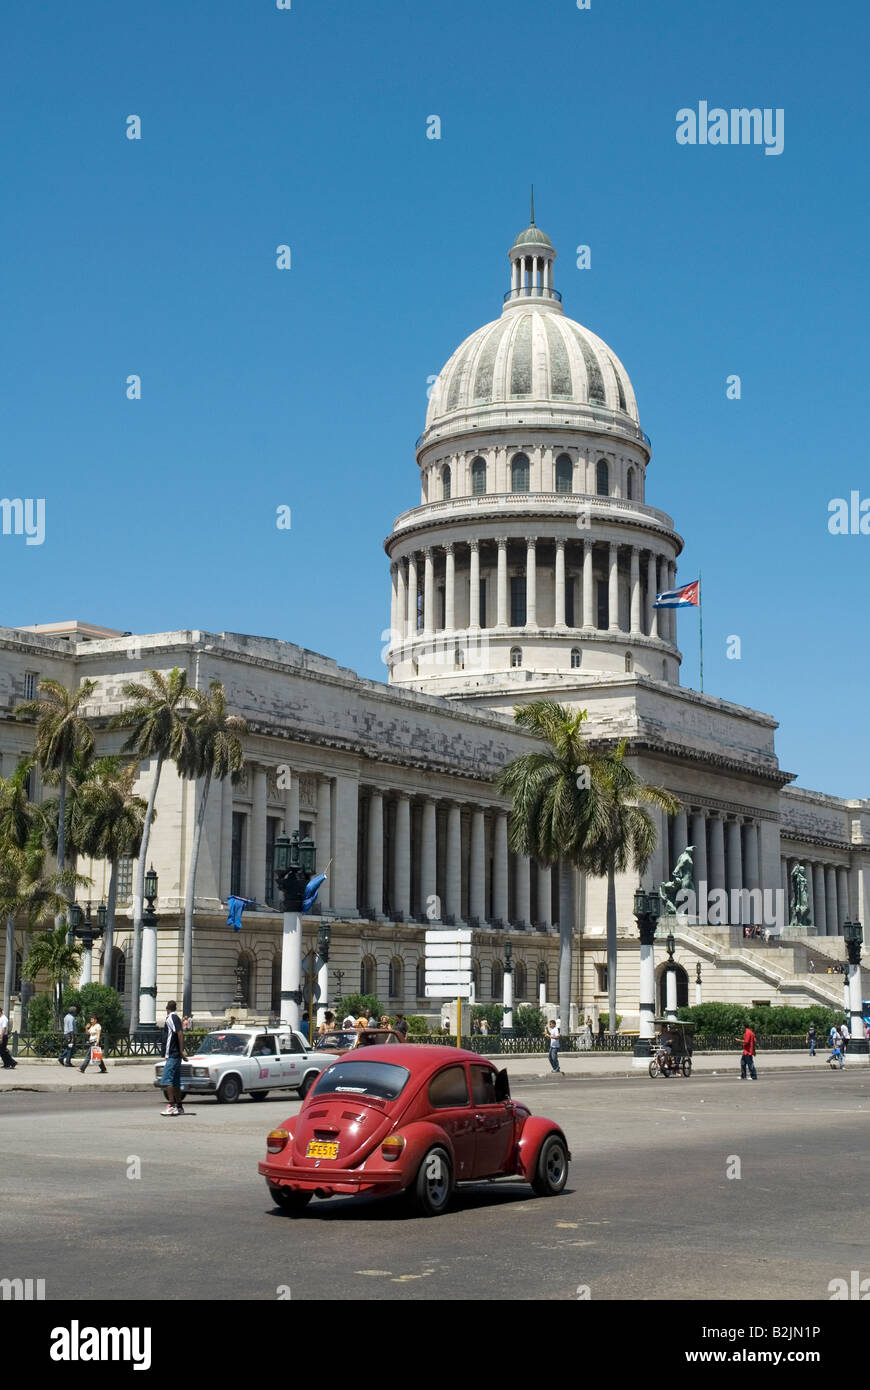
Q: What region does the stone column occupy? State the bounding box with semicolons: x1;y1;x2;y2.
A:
406;553;418;637
812;863;826;934
708;815;726;896
396;560;407;642
423;548;435;634
470;810;486;923
674;809;689;857
284;770;299;839
608;543;620;631
393;794;411;920
446;803;462;922
389;562;398;640
493;812;509;925
248;765;267;904
444;544;455;630
727;819;743;925
316;776;332;909
629;547;641;635
366;789;384;917
690;811;708;922
515;853;531;927
837;866;850;932
647;552;659;637
805;860;815;925
220;772;234;901
743;821;760;925
526;537;537;627
583;541;594;628
825;866;838;939
496;536;508;626
555;539;566;627
537;862;552;928
469;541;480;629
667;561;677;643
421;798;438;921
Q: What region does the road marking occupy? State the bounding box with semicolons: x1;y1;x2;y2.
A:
556;1221;578;1228
355;1270;392;1277
390;1269;435;1283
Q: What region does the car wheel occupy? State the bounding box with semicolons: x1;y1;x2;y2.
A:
217;1075;242;1104
251;1089;269;1101
531;1135;569;1196
297;1072;316;1100
268;1184;312;1216
681;1058;693;1078
413;1146;453;1217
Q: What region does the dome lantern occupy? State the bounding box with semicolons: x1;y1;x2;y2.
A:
505;188;559;311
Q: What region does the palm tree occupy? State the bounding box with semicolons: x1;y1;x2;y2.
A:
110;668;194;1029
73;758;148;990
22;925;83;1025
176;681;248;1016
582;741;680;1029
0;758;36;1014
496;702;613;1031
15;678;97;905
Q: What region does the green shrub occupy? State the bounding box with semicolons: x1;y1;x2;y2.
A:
598;1013;623;1031
337;993;384;1022
470;1004;503;1034
513;1005;547;1039
62;984;125;1037
676;1002;842;1036
23;993;55;1034
405;1015;429;1035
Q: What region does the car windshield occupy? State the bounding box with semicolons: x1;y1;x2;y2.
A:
312;1060;411;1101
315;1031;356;1050
193;1033;250;1056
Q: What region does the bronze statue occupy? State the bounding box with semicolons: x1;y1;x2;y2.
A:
660;845;695;915
789;863;810;927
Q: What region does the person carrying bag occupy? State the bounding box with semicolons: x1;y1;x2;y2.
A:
79;1015;107;1074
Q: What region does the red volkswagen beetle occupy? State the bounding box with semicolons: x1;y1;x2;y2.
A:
258;1044;570;1217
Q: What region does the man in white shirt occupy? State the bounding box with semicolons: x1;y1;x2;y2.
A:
546;1019;562;1074
0;1008;16;1069
58;1005;78;1067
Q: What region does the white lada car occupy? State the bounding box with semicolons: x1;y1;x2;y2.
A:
152;1025;338;1104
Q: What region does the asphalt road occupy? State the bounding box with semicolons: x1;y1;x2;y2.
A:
2;1071;868;1302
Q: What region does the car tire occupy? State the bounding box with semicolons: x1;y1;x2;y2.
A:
297;1072;316;1100
413;1146;453;1217
251;1089;269;1101
217;1075;242;1104
268;1184;312;1216
530;1135;569;1197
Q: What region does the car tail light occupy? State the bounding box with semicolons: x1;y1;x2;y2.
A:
381;1134;405;1161
266;1129;290;1154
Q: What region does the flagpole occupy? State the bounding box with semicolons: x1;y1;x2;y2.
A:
698;570;704;694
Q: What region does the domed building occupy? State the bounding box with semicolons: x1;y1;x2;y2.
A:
385;218;683;698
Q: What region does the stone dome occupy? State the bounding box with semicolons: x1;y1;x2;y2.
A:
512;223;553;248
424;307;639;429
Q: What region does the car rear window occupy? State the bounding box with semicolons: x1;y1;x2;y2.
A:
315;1031;356;1050
313;1060;410;1101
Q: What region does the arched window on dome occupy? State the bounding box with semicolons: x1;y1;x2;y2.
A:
570;648;581;669
511;453;530;493
555;454;573;494
442;465;451;500
510;647;523;668
625;651;634;673
596;459;609;496
471;457;487;495
626;466;634;501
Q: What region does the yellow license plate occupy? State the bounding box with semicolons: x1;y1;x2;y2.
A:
306;1141;339;1159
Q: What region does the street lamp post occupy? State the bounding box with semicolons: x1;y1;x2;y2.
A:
633;887;661;1061
315;921;331;1028
69;902;107;988
138;868;159;1031
665;932;678;1020
274;832;316;1031
502;939;513;1032
695;961;703;1007
842;921;868;1060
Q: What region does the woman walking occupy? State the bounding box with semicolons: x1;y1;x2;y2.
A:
79;1015;107;1074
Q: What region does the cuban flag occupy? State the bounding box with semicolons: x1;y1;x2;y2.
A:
302;873;327;914
653;579;700;609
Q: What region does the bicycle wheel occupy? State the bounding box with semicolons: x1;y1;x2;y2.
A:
681;1057;692;1077
648;1058;660;1078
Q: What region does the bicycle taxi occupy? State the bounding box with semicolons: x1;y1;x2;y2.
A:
648;1018;695;1078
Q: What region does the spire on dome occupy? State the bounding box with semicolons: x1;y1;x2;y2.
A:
505;200;560;310
530;183;535;225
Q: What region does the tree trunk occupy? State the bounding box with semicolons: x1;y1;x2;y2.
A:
4;916;14;1015
558;860;574;1035
102;858;119;988
182;770;212;1019
129;752;163;1032
56;754;69;931
606;866;617;1031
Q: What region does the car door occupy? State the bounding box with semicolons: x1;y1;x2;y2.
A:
276;1032;306;1087
468;1064;516;1178
425;1064;475;1180
249;1034;281;1088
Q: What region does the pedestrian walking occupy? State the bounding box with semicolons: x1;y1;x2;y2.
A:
479;1017;489;1037
58;1005;78;1067
546;1018;562;1073
159;1000;186;1115
394;1012;409;1039
0;1005;16;1069
825;1025;844;1070
740;1022;758;1080
839;1022;850;1055
79;1015;107;1074
809;959;815;974
806;1022;816;1058
582;1016;593;1050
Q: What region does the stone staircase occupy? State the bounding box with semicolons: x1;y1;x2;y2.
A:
674;923;845;1009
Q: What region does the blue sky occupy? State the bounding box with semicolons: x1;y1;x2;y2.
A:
1;0;867;795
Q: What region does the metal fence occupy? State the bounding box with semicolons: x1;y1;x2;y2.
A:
10;1030;212;1059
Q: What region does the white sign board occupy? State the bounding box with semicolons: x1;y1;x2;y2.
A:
425;929;473;945
425;972;473;987
424;942;473;959
425;957;470;972
425;983;473;999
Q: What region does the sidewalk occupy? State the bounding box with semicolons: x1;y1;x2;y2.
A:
0;1050;862;1092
